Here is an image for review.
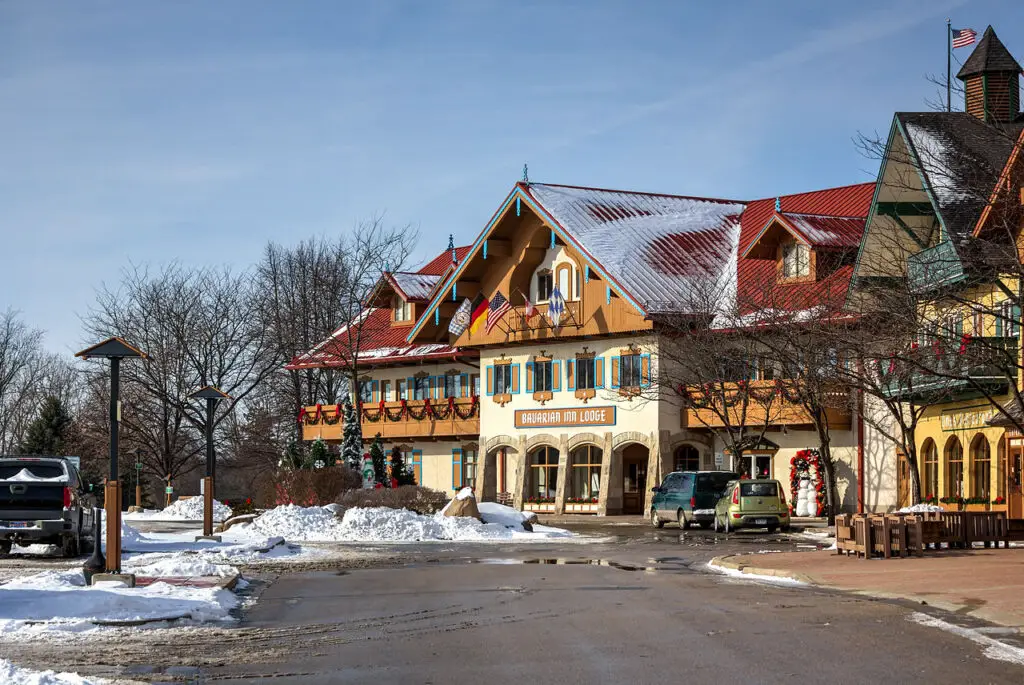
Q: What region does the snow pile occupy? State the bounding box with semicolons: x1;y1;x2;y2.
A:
122;553;237;578
0;659;106;685
897;504;944;513
0;569;238;634
3;468;66;483
249;504;575;543
155;497;233;521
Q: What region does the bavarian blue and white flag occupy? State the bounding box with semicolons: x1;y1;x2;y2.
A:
448;298;472;336
548;286;565;327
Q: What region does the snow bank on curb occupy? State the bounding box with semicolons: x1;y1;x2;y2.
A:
910;612;1024;665
0;658;106;684
125;498;233;521
0;569;238;634
896;504;944;513
250;504;575;542
706;559;807;586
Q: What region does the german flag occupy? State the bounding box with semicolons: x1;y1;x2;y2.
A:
468;293;489;335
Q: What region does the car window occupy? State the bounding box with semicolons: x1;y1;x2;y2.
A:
677;474;694;492
740;482;778;498
660;474;681;490
0;463;65;479
696;472;735;493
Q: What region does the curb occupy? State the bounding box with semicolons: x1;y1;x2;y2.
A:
708;554;816;585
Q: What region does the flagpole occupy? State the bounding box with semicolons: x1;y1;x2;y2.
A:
947;18;952;112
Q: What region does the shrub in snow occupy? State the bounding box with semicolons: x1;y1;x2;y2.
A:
336;485;449;515
162;497;233;521
275;467;361;506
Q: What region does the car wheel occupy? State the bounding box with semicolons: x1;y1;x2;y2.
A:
677;510;690;529
60;534;79;559
650;509;664;529
0;541;10;556
724;515;731;534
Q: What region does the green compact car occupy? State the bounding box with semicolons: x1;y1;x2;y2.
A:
714;479;791;533
650;471;737;529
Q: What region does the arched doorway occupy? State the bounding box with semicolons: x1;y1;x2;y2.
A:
621;443;649;514
673;445;700;472
969;434;991;500
527;446;559;501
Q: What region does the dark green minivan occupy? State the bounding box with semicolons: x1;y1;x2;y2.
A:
650;471;737;529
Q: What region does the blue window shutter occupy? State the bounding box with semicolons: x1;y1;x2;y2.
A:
512;364;521;393
411;450;422;485
486;366;494;396
452;448;463;490
407;377;415;399
611;356;620;388
371;380;380;403
552;361;561;391
997;314;1004;337
525;361;533;393
460;373;469;398
641;353;652;387
595;358;605;388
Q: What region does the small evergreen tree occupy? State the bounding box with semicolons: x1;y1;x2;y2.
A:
20;396;73;456
369;434;388;487
390;445;416;486
282;441;305;470
341;399;363;470
307;437;329;469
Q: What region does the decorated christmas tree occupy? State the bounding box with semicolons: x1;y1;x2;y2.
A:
341;398;362;470
307;437;329;469
390;445;417;487
369;434;388;487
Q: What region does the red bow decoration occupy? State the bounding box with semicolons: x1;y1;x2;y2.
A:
958;333;972;355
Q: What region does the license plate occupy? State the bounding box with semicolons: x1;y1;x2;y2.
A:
3;521;30;528
754;518;767;525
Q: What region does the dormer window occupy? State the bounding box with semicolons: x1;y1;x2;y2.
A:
393;296;411;322
781;243;810;279
537;270;553;301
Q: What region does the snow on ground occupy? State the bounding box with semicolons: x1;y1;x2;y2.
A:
910;613;1024;666
123;497;232;521
0;658;107;685
706;559;808;586
897;504;944;513
249;503;576;543
0;568;238;634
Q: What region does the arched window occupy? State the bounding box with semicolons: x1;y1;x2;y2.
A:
997;437;1007;499
945;437;963;498
970;435;991;499
674;445;700;472
921;439;938;499
528;446;559;500
570;445;602;500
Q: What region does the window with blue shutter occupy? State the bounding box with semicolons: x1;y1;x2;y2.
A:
511;364;521;393
552;360;561;391
610;355;620;388
452;448;463;490
411;450;422;485
641;353;652;387
460;373;469;398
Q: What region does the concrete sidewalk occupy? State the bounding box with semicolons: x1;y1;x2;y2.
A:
713;548;1024;628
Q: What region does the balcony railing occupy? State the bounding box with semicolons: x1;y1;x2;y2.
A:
680;379;851;430
880;337;1018;402
505;301;582;333
299;397;480;442
907;241;966;294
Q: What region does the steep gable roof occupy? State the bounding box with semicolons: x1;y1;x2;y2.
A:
897;112;1023;238
520;183;746;313
957;26;1022;79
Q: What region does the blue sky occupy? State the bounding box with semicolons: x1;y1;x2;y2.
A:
2;0;1021;353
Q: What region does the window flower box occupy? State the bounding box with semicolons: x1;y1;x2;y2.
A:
964;497;990;512
524;499;555;513
565;502;598;514
939;496;964;512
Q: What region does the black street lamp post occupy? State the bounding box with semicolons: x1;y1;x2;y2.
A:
75;337;147;580
189;386;231;538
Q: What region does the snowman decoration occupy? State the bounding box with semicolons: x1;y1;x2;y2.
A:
793;454;817;517
361;453;375;489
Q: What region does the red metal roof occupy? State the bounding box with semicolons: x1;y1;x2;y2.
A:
737;183;873;315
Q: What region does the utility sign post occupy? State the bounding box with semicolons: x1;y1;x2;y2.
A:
189;386;231;540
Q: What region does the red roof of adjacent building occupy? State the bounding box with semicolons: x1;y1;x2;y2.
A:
737;183;874;315
287;245;474;370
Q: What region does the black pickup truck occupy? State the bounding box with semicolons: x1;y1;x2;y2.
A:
0;457;96;557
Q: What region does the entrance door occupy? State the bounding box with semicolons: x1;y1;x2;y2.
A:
897;451;911;509
1010;446;1023;520
622;444;649;515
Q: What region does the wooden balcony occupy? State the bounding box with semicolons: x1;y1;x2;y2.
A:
681;380;851;431
505;301;582;333
299;398;480;442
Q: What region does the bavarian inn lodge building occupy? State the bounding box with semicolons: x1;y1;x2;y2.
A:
291;28;1024;519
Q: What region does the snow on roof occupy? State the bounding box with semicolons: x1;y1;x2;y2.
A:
390;272;440;301
525;184;745;312
781;213;865;248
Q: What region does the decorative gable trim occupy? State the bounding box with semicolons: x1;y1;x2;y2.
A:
741;213;812;259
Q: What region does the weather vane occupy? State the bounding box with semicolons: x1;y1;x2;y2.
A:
522;163;530;184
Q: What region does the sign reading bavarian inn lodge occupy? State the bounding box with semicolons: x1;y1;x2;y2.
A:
514;406;617;429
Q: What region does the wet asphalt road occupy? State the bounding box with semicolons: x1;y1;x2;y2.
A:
3;522;1024;683
199;524;1024;684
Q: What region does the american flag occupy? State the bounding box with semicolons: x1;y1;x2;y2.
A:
485;290;511;333
952;27;976;49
